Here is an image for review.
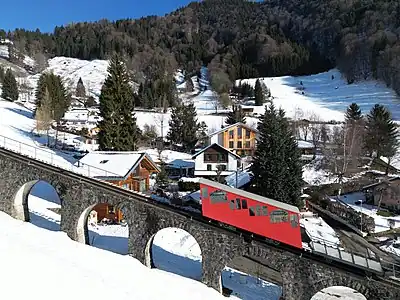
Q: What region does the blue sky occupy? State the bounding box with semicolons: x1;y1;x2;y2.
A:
1;0;194;33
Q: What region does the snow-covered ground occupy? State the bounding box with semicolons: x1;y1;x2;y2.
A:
25;181;283;300
237;69;400;121
339;192;400;233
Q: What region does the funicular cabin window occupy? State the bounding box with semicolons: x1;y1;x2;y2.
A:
210;190;227;204
290;214;299;228
248;205;268;216
249;207;256;216
201;187;209;199
242;199;248;209
270;210;289;223
236;199;241;209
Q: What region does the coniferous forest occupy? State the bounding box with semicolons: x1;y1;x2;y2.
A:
1;0;399;94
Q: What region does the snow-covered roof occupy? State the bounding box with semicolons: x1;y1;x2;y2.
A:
297;140;315;149
192;143;241;159
199;178;300;213
167;159;194;169
225;169;253;188
76;151;159;179
207;122;258;137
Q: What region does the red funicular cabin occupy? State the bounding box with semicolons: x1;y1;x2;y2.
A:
199;178;302;249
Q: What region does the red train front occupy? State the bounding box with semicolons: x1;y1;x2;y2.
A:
199;178;303;249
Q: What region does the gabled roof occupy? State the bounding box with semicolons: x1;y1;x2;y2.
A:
199;178;300;213
76;151;160;180
362;177;400;190
207;122;258;137
192;143;241;159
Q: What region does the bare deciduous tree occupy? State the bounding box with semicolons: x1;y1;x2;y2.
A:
35;88;52;146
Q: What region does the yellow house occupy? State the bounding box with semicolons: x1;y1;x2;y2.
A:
207;122;258;156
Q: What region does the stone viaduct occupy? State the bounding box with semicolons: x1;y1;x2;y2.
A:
0;147;399;300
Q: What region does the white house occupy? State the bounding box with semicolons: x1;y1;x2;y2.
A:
192;143;241;177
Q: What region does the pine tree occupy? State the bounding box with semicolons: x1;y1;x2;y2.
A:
167;102;200;152
0;66;4;83
1;69;19;101
98;54;137;151
254;79;264;106
365;104;399;160
250;103;303;206
345;103;362;122
225;105;246;125
35;73;47;111
185;76;194;93
76;77;86;98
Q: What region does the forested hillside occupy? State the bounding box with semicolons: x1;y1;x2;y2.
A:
1;0;399;93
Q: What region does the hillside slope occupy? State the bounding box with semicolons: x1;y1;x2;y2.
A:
3;0;399;95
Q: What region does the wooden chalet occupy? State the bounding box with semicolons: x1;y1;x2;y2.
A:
76;151;160;192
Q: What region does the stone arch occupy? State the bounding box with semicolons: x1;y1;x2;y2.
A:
76;201;129;253
310;286;367;300
220;252;284;299
13;179;63;222
307;277;371;300
144;226;203;281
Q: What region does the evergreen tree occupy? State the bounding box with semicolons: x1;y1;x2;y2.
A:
167;102;200;152
1;69;19;101
364;104;399;160
35;73;47;110
250;103;303;206
254;79;264;106
345;103;362;122
76;77;86;98
225;105;246;125
185;76;194;93
0;66;4;83
98;54;137;151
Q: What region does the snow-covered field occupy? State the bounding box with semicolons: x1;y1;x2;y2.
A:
237;69;400;121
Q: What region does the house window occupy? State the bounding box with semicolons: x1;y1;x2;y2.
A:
245;141;251;148
237;141;242;148
219;165;226;171
229;130;234;139
229;141;234;148
237;127;242;138
207;164;212;171
205;154;212;162
246;129;251;138
108;205;115;214
242;199;248;209
220;154;226;161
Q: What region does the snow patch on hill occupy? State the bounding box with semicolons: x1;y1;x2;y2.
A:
25;57;110;99
237;69;400;121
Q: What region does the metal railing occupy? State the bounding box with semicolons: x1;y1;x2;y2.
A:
303;226;382;272
0;134;122;180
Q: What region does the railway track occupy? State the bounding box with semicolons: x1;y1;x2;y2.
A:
0;146;397;286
